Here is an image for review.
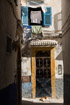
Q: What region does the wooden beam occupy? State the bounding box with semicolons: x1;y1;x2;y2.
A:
31;49;36;98
51;48;56;98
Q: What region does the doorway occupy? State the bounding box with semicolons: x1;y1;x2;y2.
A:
36;51;51;97
31;47;56;98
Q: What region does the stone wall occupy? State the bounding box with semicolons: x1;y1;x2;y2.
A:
55;45;64;98
0;0;17;90
62;0;70;104
0;0;21;105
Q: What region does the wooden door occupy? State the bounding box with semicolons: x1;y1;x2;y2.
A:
36;51;51;97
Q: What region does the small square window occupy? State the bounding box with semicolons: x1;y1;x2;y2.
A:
6;36;12;53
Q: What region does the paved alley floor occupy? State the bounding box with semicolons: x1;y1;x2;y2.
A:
22;97;64;105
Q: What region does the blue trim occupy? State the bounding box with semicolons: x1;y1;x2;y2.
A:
21;6;28;26
43;7;52;26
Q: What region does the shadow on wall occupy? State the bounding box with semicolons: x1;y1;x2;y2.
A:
54;12;62;33
0;83;17;105
56;51;63;60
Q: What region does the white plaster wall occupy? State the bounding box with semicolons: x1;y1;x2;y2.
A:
21;0;27;6
55;45;62;59
55;44;64;78
21;0;62;33
43;0;62;33
55;60;64;78
21;57;31;76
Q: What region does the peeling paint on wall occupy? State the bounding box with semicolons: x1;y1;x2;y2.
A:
22;83;32;98
21;57;31;76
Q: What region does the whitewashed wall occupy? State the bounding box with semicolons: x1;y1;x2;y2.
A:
43;0;62;33
55;45;64;78
21;57;31;76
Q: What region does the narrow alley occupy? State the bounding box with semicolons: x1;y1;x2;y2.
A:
21;0;63;104
0;0;70;105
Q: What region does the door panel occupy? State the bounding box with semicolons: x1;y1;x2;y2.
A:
36;51;51;97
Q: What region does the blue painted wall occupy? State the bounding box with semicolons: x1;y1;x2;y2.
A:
22;83;32;98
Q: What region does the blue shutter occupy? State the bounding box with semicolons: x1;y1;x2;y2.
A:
21;7;28;26
43;7;52;26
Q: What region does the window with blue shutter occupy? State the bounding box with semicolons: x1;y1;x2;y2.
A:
43;7;52;26
21;7;28;26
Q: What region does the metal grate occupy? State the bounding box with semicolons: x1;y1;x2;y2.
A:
36;51;51;97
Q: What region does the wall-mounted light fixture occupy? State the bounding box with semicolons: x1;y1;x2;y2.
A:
58;64;62;75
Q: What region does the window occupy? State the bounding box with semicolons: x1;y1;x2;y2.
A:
29;7;43;25
43;7;52;26
21;6;52;26
6;36;12;53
